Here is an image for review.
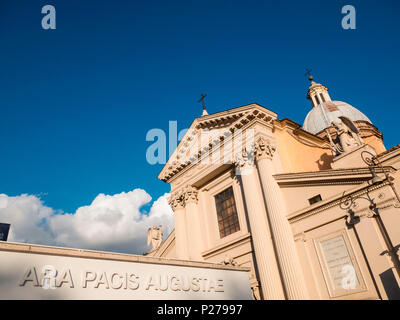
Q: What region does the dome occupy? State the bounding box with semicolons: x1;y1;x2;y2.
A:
303;100;372;135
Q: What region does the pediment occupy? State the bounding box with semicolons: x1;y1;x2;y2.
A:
158;103;277;182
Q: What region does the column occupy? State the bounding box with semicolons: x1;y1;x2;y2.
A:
234;149;285;300
168;190;189;260
183;185;204;261
254;136;309;299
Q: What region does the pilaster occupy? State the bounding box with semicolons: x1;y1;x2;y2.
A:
234;150;285;300
183;185;204;261
168;190;189;260
255;136;309;299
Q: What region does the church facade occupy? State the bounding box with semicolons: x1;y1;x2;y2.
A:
150;76;400;300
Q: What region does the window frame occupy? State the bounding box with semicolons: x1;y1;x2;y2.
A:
214;186;241;238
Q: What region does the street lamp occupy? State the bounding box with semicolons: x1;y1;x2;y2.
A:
339;151;400;280
361;150;400;204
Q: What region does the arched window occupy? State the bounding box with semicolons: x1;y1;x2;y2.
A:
314;94;320;106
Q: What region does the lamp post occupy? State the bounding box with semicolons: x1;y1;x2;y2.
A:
361;150;400;204
339;151;400;279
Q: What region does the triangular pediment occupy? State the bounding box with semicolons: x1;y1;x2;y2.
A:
158;103;277;182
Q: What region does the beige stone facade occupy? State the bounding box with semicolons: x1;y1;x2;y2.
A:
151;77;400;300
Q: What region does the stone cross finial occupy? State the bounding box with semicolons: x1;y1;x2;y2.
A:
198;93;208;116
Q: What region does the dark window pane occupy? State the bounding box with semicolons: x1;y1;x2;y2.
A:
308;194;322;205
215;187;240;238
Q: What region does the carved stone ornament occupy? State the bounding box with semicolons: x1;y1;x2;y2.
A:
221;255;239;266
233;147;255;176
251;285;261;300
248;273;261;300
254;136;276;161
168;190;185;211
183;185;198;204
233;147;255;168
168;186;198;211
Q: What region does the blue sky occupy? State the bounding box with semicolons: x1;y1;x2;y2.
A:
0;0;399;214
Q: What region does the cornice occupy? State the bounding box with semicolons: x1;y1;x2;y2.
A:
274;167;395;187
0;241;250;271
287;180;392;224
377;144;400;163
201;233;252;259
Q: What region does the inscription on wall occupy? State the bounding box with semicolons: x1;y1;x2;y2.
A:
319;235;359;290
19;266;224;293
0;249;251;300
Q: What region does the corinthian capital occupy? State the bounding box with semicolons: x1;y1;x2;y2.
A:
254;136;276;161
184;185;198;204
168;186;199;210
233;147;255;176
233;147;255;168
168;190;185;211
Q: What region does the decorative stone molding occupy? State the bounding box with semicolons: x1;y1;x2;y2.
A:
294;232;307;243
249;273;261;300
221;255;239;266
254;136;276;161
251;285;261;300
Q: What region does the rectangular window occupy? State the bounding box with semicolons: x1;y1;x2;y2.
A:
309;194;322;205
215;187;240;238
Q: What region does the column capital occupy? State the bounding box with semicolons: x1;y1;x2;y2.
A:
255;136;276;161
183;185;199;204
234;148;255;175
168;185;199;210
168;190;185;211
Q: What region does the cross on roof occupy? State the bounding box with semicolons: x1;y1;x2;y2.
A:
304;69;312;77
198;93;207;110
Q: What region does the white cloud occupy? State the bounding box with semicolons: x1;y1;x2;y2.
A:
0;189;174;255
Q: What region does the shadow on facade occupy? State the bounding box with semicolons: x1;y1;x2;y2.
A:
316;153;333;170
379;268;400;300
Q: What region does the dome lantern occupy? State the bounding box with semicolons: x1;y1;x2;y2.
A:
306;75;332;108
